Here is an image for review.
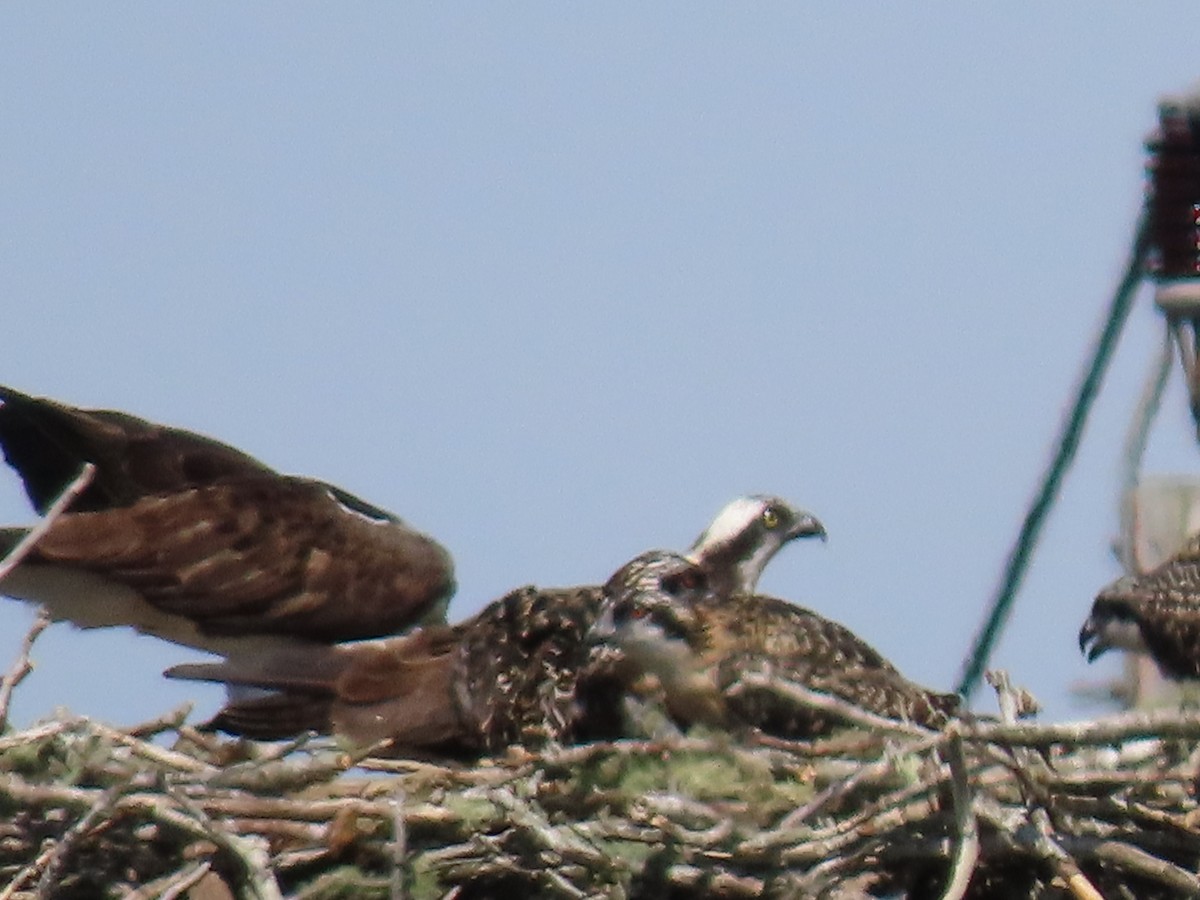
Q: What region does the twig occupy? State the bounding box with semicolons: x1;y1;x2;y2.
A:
1030;808;1105;900
124;702;194;739
391;784;406;900
36;779;132;898
161;780;283;900
160;863;215;900
126;860;214;900
939;729;979;900
728;671;935;738
0;464;94;733
0;462;95;583
0;610;49;732
779;730;946;828
90;720;217;775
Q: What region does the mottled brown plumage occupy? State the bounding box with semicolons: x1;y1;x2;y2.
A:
595;551;959;737
1080;531;1200;679
0;385;455;650
170;584;622;754
171;499;828;752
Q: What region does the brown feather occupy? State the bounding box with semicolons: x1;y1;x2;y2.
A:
0;384;274;513
1086;536;1200;679
0;387;455;646
600;551;958;738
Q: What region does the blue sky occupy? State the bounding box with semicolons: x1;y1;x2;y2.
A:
3;6;1200;728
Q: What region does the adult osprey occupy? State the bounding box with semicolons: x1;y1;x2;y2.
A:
168;496;827;753
0;385;455;654
592;550;959;737
1079;533;1200;679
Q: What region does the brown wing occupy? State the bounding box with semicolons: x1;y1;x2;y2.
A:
23;475;455;643
706;594;955;737
700;593;901;675
0;384;275;513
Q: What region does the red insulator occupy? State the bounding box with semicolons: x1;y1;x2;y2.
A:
1146;102;1200;279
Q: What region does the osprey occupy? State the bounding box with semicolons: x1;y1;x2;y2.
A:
168;497;827;752
687;494;826;597
592;550;959;737
0;385;455;655
1079;533;1200;679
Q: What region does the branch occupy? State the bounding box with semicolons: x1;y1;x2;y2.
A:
0;462;95;583
727;671;935;738
0;610;49;732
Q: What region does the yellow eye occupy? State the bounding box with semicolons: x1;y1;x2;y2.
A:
761;507;780;529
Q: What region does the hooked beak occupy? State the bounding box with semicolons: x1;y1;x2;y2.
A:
1078;615;1107;663
788;511;827;543
588;602;617;645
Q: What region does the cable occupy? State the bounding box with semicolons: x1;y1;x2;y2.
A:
955;213;1150;702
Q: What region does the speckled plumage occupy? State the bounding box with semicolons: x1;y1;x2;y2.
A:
0;385;455;650
175;498;827;753
1080;532;1200;679
174;582;626;754
596;551;959;736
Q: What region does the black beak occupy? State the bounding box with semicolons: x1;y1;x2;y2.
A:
1078;615;1105;663
789;512;827;542
588;603;617;645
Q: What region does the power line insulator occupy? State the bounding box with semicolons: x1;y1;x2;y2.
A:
1147;101;1200;279
1149;94;1200;432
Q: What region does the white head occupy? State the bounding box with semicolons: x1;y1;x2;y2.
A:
688;494;825;596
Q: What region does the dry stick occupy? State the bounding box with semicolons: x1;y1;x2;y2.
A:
35;780;132;899
961;711;1200;747
0;463;95;731
390;785;407;900
161;780;283;900
1063;836;1200;895
939;729;980;900
728;671;934;738
124;702;194;739
0;462;95;583
128;861;214;900
89;720;217;775
0;611;49;732
779;730;946;829
987;672;1106;900
158;863;215;900
1029;808;1105;900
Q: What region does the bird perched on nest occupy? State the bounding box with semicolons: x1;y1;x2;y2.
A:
1079;532;1200;679
0;385;455;655
167;496;827;754
592;550;960;737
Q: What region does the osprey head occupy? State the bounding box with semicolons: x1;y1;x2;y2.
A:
688;495;826;596
592;550;711;677
1078;593;1148;663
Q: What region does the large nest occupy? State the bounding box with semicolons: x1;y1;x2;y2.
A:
3;662;1200;900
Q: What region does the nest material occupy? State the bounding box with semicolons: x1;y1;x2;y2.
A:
3;678;1200;900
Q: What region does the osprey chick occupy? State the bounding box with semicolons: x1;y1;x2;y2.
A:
593;550;958;737
171;497;827;752
1080;532;1200;679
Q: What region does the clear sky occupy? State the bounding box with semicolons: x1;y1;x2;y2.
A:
3;6;1200;729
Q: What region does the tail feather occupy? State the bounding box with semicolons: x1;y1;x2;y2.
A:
200;691;334;740
169;630;468;750
164;642;352;695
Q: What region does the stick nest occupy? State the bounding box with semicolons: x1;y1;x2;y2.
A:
3;678;1200;900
